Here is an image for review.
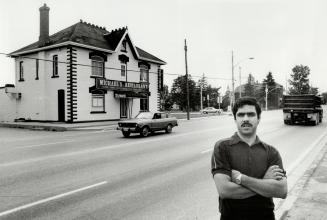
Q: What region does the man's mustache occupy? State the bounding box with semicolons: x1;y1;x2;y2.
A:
241;123;253;127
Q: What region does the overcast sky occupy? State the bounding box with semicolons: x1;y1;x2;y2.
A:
1;0;327;94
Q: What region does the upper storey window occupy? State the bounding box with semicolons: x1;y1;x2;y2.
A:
140;65;148;82
121;40;127;52
52;55;58;77
19;61;24;81
91;56;104;77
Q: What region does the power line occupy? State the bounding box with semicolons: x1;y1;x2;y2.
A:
0;52;233;81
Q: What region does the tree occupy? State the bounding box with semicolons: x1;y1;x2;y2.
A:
221;86;231;111
171;75;199;111
321;92;327;104
244;74;256;97
288;65;310;94
260;72;280;109
160;84;173;110
198;75;208;109
309;86;319;95
203;85;221;108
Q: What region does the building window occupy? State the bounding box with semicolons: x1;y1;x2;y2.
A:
140;97;149;111
121;64;126;77
19;61;24;81
35;59;39;80
121;40;127;52
140;65;148;82
91;94;105;112
52;55;58;77
91;56;104;77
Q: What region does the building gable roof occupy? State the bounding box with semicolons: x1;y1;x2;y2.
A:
10;20;166;65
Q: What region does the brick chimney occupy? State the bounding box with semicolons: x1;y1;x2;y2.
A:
39;3;50;46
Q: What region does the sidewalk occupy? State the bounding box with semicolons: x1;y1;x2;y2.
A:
0;120;119;131
280;142;327;220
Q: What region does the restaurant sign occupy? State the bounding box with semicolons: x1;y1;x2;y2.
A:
96;78;149;91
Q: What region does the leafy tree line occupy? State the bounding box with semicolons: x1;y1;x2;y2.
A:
160;64;325;111
160;75;222;111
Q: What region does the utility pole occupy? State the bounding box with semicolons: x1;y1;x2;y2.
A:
285;75;288;95
239;66;242;98
200;73;204;110
265;83;268;111
230;50;235;109
184;39;190;120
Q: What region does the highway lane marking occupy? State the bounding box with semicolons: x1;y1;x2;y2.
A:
18;140;75;149
285;129;327;174
0;181;107;217
201;148;213;154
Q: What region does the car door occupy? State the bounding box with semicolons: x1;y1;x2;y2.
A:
152;113;161;130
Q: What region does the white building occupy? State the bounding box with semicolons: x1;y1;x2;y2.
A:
0;4;165;123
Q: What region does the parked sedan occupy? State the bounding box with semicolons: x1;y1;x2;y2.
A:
200;107;222;114
117;112;178;137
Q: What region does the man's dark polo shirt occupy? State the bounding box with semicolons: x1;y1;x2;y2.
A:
211;133;285;217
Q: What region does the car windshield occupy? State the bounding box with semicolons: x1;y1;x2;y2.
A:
135;112;153;119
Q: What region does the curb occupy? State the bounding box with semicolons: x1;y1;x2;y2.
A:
279;143;327;220
275;130;327;219
0;123;67;131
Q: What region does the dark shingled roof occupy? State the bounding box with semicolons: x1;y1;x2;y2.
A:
11;21;165;64
136;47;165;64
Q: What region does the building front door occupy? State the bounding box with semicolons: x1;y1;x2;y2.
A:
120;98;128;118
58;89;65;122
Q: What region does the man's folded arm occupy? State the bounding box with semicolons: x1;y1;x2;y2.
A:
241;175;287;199
213;173;257;199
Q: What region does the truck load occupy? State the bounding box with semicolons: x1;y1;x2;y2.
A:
283;94;323;125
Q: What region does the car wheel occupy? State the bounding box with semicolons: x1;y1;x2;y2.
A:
140;126;150;137
122;130;130;137
166;124;172;133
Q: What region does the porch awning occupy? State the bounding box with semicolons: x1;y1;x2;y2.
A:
89;86;107;94
114;90;150;99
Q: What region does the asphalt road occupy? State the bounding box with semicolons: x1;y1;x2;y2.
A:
0;109;326;219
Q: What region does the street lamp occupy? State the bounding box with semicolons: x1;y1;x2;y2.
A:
230;51;254;108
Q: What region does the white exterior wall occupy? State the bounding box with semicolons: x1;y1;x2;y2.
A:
3;38;162;122
75;38;161;121
148;64;159;112
0;88;17;121
13;48;67;121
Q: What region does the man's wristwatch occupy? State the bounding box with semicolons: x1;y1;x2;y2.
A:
235;173;242;185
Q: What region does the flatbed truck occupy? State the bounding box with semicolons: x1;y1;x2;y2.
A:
283;94;323;125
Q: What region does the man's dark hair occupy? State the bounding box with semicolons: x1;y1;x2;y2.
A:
232;97;262;119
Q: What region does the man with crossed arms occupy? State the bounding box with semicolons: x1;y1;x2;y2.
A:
211;97;287;220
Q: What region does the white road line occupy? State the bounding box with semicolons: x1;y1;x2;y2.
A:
286;129;327;174
18;140;75;149
201;148;213;154
0;181;107;217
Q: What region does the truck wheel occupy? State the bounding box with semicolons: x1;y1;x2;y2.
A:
311;116;318;126
140;126;150;137
165;124;172;133
284;120;288;125
122;130;130;137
